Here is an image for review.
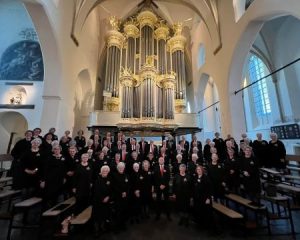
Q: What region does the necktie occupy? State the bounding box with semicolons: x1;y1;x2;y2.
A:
160;165;164;176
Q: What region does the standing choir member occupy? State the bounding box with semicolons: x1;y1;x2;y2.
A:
240;146;261;205
172;164;192;227
141;160;153;218
193;166;214;228
73;153;93;215
207;153;226;201
224;149;240;193
20;138;43;198
92;166;112;237
129;163;143;223
10;130;33;190
153;157;171;221
112;162;130;231
252;133;269;167
269;133;287;170
74;130;86;152
40;145;65;208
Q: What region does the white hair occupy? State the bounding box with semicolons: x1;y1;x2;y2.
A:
31;138;42;145
117;162;125;170
100;165;110;174
133;162;140;169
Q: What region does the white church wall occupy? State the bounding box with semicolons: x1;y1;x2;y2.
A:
0;0;44;151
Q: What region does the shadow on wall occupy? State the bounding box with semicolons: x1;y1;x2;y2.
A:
0;111;28;154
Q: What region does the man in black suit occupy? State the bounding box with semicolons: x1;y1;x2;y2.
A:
139;137;149;159
147;140;158;159
153;157;171;220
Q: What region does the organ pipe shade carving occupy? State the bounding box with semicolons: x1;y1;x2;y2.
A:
102;10;188;118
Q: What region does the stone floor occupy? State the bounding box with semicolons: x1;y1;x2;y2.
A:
0;204;299;240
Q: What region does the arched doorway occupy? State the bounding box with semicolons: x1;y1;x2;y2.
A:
0;111;28;154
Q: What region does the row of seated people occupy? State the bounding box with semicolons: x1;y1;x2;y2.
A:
7;128;269;236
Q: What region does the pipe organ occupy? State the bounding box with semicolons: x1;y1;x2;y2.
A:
98;9;194;130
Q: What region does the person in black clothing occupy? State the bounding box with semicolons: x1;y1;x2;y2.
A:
92;165;112;237
269;133;287;171
207;153;226;202
203;139;212;163
126;151;140;175
41;133;53;156
141;160;153;218
40;145;66;208
172;154;183;175
112;162;130;231
252;133;269;167
240;146;261;205
129;163;143;223
74;130;86;152
110;153;121;173
172;164;192;227
147;152;157;170
153;157;171;221
10;130;32;189
20;138;43;198
193;165;214;228
72;153;93;215
213;132;226;161
187;153;199;179
224;149;240;193
64;146;77;197
93;151;109;182
48;127;58;141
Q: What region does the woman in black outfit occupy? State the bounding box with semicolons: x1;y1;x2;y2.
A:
20;138;43;198
112;162;130;231
207;153;226;202
129;163;143;223
73;153;93;215
224;149;240;193
40;145;66;208
240;146;261;205
140;160;153;218
172;164;192;227
92;165;112;237
74;130;86;152
193;165;214;228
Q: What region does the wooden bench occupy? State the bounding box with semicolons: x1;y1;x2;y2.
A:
225;193;270;234
212;202;243;219
70;206;92;225
42;197;76;217
7;197;43;240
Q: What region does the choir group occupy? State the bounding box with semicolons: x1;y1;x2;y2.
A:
8;127;287;236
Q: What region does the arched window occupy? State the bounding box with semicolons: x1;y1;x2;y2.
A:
248;54;271;116
197;44;205;68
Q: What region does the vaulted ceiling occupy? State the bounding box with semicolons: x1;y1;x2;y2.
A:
71;0;222;53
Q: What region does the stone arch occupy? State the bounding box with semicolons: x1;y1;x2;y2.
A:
22;1;63;130
0;111;28;154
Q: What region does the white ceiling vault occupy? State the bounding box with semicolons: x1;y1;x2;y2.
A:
71;0;222;54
